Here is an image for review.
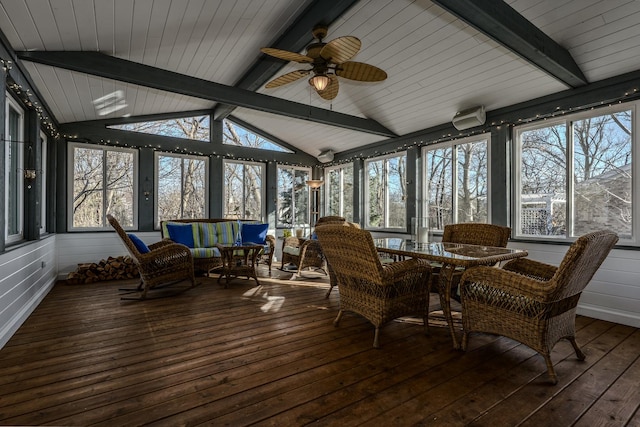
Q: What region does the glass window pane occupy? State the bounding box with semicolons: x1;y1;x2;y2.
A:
224;161;264;220
519;123;567;236
367;160;384;227
457;141;488;223
245;164;263;220
387;156;406;228
72;147;104;228
157;155;182;222
573;110;632;238
426;147;453;230
294;169;309;227
181;158;206;219
277;166;310;228
7;106;21;236
325;165;353;222
106;150;135;228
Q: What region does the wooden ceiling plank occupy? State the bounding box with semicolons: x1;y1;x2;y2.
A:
213;0;361;120
17;50;396;137
432;0;588;88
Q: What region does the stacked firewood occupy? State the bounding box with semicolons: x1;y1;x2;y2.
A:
66;256;140;284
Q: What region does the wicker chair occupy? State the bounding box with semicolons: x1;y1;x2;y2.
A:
460;230;618;384
280;215;347;278
315;224;432;348
432;223;511;294
107;214;196;299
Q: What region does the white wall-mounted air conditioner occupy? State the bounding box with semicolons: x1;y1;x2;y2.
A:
317;150;334;163
452;105;486;131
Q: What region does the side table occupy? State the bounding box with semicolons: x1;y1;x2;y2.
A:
215;243;263;287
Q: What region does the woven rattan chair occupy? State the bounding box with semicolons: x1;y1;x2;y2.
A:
315;224;432;348
280;216;347;279
107;214;196;299
432;223;511;294
460;230;618;384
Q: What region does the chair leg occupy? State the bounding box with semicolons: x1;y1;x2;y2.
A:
333;310;344;326
423;314;429;335
325;284;334;298
461;332;469;351
373;327;380;348
543;354;558;385
568;337;586;360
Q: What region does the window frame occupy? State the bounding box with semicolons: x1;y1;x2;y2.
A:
364;151;407;230
421;133;491;231
222;159;266;221
154;151;209;227
324;163;354;221
513;103;637;243
276;165;312;229
5;94;24;243
40;130;47;234
67;142;138;231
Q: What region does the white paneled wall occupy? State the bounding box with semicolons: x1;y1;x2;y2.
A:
0;236;58;348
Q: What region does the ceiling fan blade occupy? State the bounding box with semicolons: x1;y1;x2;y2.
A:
336;61;387;82
320;36;361;64
260;47;313;63
317;75;339;100
265;70;309;88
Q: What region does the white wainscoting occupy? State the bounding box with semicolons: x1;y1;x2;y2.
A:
0;236;58;349
56;231;163;277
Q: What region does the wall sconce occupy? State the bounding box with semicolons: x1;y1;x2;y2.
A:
24;169;37;180
142;177;152;201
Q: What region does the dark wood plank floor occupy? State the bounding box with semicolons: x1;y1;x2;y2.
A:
1;265;639;426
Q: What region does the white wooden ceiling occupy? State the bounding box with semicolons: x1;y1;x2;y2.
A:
1;0;640;159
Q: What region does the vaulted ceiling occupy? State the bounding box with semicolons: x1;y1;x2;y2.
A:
1;0;640;160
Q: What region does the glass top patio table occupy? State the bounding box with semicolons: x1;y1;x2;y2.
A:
374;238;528;349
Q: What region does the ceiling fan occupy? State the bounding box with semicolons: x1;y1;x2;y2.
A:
261;25;387;100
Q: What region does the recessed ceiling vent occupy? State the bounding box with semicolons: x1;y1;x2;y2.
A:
452;105;486;131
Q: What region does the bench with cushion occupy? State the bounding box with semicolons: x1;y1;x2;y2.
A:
160;218;275;274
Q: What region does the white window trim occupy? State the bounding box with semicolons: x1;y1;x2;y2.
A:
223;159;266;221
5;94;24;243
421;133;492;230
364;151;407;231
512;102;637;244
68;142;138;231
324;163;353;220
154;151;209;228
40;131;47;234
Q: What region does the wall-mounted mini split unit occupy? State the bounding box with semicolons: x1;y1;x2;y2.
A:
317;149;334;163
452;105;486;131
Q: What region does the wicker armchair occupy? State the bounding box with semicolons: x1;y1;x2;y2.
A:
280;216;347;278
432;223;511;294
315;224;432;348
107;214;196;299
460;230;618;384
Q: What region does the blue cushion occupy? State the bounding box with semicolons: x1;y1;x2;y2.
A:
128;233;150;254
166;223;195;248
242;223;269;245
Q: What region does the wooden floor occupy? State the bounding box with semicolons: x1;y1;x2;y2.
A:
1;266;640;426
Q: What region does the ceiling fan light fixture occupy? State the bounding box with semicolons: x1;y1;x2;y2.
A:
309;74;330;91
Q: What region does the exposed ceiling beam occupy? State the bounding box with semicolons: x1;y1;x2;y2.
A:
213;0;360;121
431;0;587;88
17;51;395;138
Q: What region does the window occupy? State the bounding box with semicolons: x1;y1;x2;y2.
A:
5;95;24;242
365;153;406;229
223;160;264;220
223;119;292;152
40;131;47;234
325;163;353;221
69;143;137;230
423;135;489;230
514;106;633;240
277;166;311;228
156;153;208;225
108;115;210;142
